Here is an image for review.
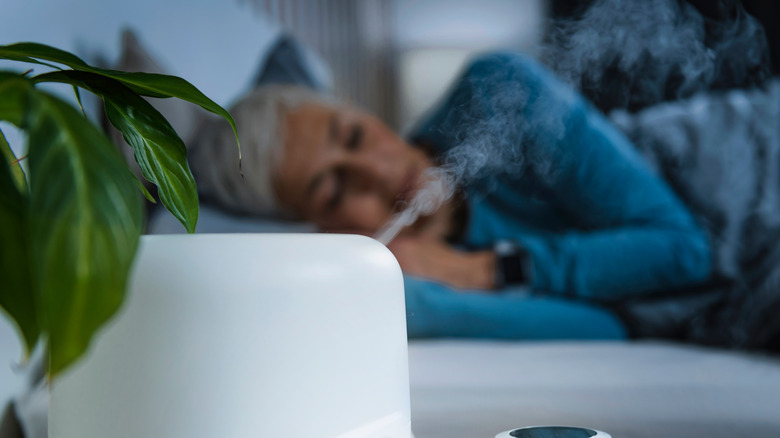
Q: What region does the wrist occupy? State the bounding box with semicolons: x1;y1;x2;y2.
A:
476;250;497;290
449;250;496;290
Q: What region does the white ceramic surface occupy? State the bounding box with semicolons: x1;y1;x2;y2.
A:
49;233;412;438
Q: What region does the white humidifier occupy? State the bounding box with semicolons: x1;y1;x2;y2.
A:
48;234;412;438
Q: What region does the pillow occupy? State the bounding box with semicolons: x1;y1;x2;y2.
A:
250;33;333;92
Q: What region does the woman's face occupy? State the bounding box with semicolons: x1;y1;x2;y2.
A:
273;103;434;235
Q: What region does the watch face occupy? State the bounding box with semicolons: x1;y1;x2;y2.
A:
498;250;527;285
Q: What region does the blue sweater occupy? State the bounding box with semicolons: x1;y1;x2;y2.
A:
402;53;711;339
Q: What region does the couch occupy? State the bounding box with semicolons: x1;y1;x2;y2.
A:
407;340;780;438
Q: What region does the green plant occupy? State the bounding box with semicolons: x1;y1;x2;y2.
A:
0;42;239;378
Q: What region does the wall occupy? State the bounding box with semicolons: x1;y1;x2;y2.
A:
1;0;281;104
391;0;545;129
0;0;281;157
245;0;399;127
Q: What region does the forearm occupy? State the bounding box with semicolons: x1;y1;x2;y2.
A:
402;248;496;290
387;237;497;290
451;250;495;290
520;227;712;301
403;276;627;339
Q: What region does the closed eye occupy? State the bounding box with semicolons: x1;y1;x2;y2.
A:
346;125;363;151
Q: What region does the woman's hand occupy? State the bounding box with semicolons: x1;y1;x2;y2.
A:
386;236;496;291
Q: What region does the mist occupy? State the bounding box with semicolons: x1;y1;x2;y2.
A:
542;0;770;112
377;55;563;244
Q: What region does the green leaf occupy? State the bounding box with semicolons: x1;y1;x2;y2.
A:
84;71;239;160
36;70;198;233
0;72;31;126
24;87;143;378
0;49;63;72
133;175;157;204
1;43;241;164
0;43;89;70
0;122;37;358
104;95;197;231
0;126;28;194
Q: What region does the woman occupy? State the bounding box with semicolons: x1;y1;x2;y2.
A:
191;52;712;340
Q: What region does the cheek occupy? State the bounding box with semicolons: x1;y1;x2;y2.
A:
373;125;406;155
369;123;431;170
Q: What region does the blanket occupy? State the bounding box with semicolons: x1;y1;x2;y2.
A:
541;0;779;350
609;81;780;350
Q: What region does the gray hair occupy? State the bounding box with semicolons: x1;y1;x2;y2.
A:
189;84;335;218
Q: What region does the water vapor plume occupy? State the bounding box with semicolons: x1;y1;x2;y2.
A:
375;55;566;244
375;167;456;244
542;0;770;113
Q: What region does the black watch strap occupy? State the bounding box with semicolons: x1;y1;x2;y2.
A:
494;241;531;288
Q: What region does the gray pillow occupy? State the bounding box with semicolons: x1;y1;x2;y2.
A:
251;33;333;92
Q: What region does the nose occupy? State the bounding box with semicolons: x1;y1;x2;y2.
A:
341;149;396;198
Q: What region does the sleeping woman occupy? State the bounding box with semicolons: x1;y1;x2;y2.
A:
189;52;715;342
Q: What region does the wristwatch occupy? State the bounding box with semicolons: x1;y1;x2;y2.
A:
493;240;532;288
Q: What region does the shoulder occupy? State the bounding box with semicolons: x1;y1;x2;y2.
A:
407;51;574;155
463;52;541;75
460;52;552;90
431;51;568;118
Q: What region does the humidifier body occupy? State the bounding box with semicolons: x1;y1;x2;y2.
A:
48;234;412;438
